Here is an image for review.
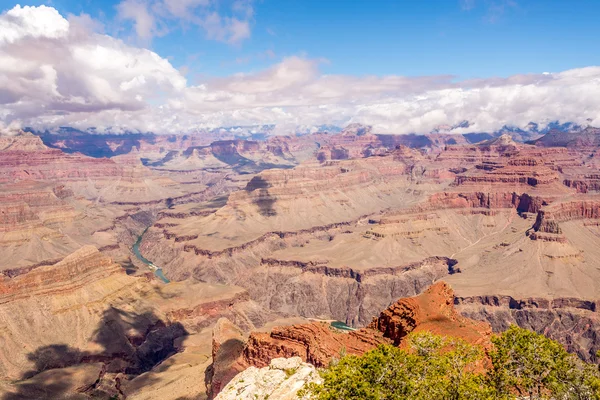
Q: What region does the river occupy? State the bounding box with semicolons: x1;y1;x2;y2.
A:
330;321;356;331
132;228;170;284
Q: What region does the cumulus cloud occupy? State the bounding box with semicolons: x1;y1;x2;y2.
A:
0;5;69;42
0;5;185;123
116;0;253;44
0;5;599;135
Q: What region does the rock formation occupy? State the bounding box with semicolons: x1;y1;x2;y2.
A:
208;282;491;397
214;357;321;400
369;282;491;348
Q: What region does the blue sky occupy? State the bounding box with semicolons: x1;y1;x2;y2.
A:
3;0;599;81
0;0;599;134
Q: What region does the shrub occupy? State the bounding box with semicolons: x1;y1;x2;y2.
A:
302;327;600;400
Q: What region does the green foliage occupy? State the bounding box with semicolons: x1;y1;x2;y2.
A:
302;327;600;400
284;367;298;378
302;332;491;400
489;325;600;400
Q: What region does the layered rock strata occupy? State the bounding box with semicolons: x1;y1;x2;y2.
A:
0;247;269;399
457;295;600;361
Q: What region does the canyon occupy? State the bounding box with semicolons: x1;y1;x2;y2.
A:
2;125;600;398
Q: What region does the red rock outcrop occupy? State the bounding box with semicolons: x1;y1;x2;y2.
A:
411;191;547;214
529;198;600;242
243;322;388;369
209;282;492;397
369;282;491;348
0;132;124;184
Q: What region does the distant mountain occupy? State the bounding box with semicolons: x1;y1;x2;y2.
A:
493;122;581;143
535;126;600;148
24;121;593;159
341;123;373;136
430;120;471;134
431;120;583;143
477;133;518;147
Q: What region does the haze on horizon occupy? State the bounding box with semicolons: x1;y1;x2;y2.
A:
0;0;599;135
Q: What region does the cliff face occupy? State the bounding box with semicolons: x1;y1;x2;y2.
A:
457;295;600;362
528;199;600;242
412;191;547;214
446;142;568;187
0;245;122;302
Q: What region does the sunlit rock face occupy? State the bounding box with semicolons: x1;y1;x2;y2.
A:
214;357;321;400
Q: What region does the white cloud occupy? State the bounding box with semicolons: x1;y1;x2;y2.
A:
1;5;599;135
0;119;21;135
0;5;185;123
116;0;253;44
0;5;69;43
116;0;158;41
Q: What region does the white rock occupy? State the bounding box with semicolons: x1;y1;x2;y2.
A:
214;357;322;400
269;357;303;370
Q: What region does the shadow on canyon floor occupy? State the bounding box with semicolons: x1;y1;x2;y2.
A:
245;176;277;217
3;307;187;400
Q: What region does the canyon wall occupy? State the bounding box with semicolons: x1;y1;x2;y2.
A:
457;295;600;362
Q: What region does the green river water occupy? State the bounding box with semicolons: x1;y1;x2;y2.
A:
331;321;356;331
132;229;170;284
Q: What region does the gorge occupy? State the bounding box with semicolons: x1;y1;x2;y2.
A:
2;126;600;398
